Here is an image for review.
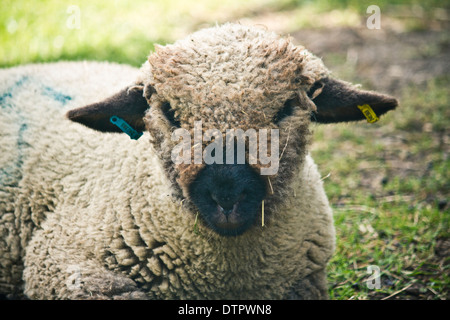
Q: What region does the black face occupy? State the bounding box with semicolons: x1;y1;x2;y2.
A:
188;163;267;237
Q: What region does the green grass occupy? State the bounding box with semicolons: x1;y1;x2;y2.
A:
1;0;448;300
312;76;449;299
0;0;277;67
3;0;447;68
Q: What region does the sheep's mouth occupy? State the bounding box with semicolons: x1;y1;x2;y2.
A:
189;192;262;237
208;203;251;236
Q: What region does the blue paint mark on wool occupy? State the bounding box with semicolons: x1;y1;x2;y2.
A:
0;122;29;188
0;75;72;187
0;76;29;109
0;92;12;105
42;86;72;105
0;76;72;109
0;76;30;187
14;123;29;172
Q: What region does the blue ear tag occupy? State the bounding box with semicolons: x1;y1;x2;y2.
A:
110;116;143;140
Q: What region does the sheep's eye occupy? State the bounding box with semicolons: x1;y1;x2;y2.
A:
273;98;296;124
307;81;324;100
161;102;181;128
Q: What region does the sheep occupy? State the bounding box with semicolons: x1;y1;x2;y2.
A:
0;23;398;300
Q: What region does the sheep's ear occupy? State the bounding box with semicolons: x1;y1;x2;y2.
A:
66;86;150;133
309;77;398;123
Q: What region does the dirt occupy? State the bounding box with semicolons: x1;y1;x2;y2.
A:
367;236;449;300
291;27;450;95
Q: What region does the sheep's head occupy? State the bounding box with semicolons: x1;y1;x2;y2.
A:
67;23;398;237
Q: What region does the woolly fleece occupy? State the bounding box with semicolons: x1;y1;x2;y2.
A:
0;61;334;299
0;24;338;299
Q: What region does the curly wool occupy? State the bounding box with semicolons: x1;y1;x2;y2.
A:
146;23;328;131
0;24;336;300
144;23;328;196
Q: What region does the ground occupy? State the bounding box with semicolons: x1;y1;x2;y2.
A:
290;25;449;300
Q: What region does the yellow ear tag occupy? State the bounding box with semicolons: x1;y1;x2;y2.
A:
357;104;379;123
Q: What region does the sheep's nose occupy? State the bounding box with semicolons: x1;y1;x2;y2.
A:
188;162;266;236
219;205;234;216
211;193;241;215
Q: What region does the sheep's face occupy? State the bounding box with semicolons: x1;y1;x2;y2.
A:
67;23;398;237
140;25;323;236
